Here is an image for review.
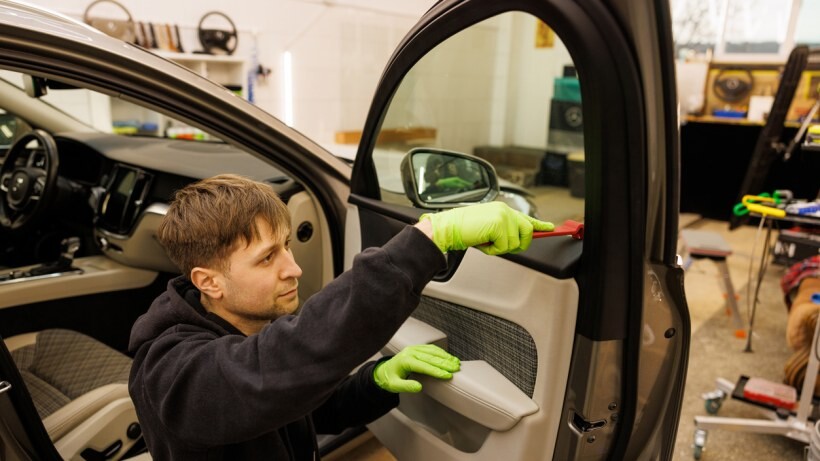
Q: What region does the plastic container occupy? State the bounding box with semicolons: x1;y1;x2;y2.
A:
567;151;585;198
712;109;747;118
742;377;797;410
553;77;581;102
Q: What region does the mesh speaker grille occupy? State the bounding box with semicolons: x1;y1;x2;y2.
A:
413;296;538;397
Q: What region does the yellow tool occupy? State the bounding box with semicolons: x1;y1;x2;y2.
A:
741;194;786;218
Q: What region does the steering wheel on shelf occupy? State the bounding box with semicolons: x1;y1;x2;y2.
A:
198;11;238;55
0;130;59;231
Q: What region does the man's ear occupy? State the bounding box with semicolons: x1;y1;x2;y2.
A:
190;267;224;300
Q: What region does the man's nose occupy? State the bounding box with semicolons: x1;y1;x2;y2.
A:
281;249;303;280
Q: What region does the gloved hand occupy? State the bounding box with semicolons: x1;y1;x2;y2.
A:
373;344;460;393
435;176;474;190
419;202;554;255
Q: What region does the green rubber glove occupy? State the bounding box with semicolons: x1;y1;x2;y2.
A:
435;176;473;189
373;344;460;393
419;202;554;255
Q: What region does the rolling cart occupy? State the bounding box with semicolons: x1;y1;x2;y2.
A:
692;212;820;459
692;312;820;459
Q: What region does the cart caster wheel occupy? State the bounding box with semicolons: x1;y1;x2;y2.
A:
701;389;726;415
705;398;722;414
693;428;707;460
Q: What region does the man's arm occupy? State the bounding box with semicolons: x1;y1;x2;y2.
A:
312;345;460;434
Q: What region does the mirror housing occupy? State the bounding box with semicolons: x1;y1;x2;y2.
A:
400;148;499;209
22;75;48;98
23;76;80;98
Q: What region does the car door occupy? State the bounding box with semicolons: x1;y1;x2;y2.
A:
347;0;688;460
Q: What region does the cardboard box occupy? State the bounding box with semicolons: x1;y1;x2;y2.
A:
474;145;546;188
505;146;546;169
496;166;537;188
473;146;507;165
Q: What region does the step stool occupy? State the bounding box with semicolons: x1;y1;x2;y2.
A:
680;229;745;338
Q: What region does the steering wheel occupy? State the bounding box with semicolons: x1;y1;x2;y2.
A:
0;130;59;231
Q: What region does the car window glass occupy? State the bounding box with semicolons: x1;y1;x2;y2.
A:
372;12;585;223
0;112;31;148
0;70;221;142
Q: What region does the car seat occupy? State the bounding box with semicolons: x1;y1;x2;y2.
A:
3;329;143;460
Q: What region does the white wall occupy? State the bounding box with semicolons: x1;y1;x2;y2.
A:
28;0;434;145
377;11;578;155
505;14;574;149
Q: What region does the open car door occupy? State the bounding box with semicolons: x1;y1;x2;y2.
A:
346;0;689;459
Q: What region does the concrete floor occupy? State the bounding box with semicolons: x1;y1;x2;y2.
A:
672;218;807;461
334;209;812;461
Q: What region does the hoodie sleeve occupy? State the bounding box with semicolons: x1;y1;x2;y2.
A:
311;359;399;435
130;226;444;447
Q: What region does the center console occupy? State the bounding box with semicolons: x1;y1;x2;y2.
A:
0;237;83;286
0;255;158;310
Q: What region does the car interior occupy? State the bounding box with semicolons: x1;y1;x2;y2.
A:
0;69;339;459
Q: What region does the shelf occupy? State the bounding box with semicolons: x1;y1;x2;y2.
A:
685;114;818;128
152;50;247;98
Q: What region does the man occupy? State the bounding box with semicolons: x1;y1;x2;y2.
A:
128;174;553;459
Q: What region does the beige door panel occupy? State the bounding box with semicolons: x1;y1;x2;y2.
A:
370;248;578;460
287;191;332;303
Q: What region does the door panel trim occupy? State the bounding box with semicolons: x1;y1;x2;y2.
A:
351;195;582;280
369;248;578;460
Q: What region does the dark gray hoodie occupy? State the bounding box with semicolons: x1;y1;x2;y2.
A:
128;226;445;460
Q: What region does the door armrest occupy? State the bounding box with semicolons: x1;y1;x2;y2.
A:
384;317;538;431
416;360;538;431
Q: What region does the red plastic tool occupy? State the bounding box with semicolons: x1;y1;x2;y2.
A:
479;219;584;248
534;219;584;240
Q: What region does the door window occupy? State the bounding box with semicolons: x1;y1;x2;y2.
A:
373;12;584;223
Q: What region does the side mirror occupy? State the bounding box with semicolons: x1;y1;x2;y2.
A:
400;148;499;209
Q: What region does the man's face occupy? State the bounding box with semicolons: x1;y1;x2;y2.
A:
218;217;303;324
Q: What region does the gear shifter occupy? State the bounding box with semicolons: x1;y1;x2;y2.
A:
25;237;82;276
0;237;84;283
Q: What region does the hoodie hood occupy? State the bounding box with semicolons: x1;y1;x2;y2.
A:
128;276;232;354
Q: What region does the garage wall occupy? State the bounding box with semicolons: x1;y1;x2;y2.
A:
26;1;574;155
28;0;433;149
505;14;574;149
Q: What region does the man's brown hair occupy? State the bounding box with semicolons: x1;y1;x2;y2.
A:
157;174;291;276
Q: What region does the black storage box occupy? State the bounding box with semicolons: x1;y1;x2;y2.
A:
773;227;820;266
539;151;568;186
548;99;584;150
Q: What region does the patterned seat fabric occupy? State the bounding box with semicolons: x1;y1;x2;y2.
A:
9;329;132;419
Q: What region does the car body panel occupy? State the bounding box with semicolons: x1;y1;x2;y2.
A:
350;0;688;460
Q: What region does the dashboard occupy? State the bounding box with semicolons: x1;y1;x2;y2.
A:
3;131;299;273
